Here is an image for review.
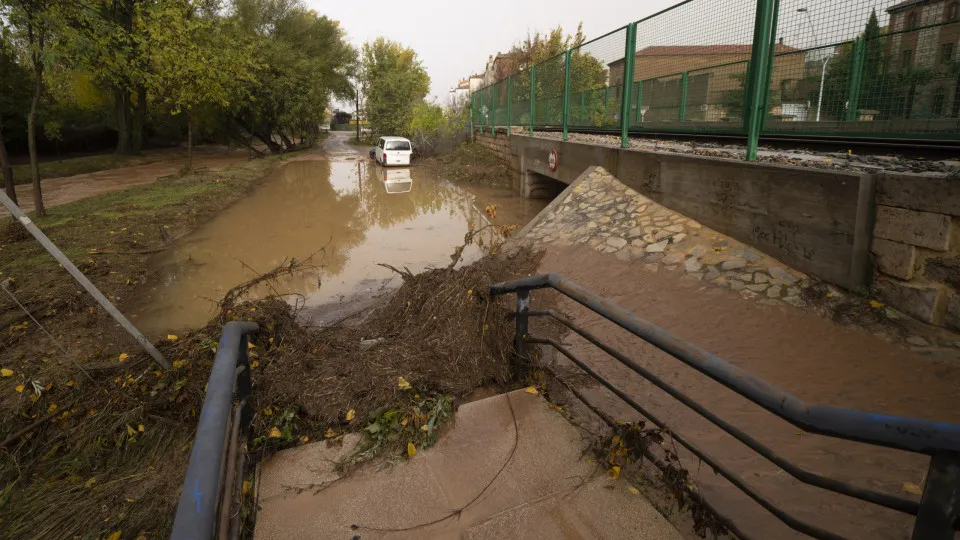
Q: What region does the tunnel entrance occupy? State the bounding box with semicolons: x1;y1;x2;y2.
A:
522;170;566;200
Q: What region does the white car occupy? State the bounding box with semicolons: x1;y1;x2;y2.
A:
374;136;412;166
381;168;413;194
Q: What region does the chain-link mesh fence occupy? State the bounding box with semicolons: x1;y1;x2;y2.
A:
471;0;960;144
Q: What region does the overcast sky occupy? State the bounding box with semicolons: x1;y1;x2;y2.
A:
312;0;891;104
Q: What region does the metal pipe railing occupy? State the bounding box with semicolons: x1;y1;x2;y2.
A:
171;321;259;539
491;273;960;540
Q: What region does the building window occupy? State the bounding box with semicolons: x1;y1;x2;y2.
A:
907;12;918;30
950;3;959;21
903;49;913;69
933;88;946;116
942;43;955;65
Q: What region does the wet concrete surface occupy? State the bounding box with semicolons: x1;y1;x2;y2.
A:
3;149;250;216
534;245;960;540
130;132;547;336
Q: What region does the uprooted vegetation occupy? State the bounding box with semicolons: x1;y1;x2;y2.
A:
423;142;513;187
0;244;540;539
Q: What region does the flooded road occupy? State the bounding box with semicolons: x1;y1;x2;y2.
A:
131;133;547;336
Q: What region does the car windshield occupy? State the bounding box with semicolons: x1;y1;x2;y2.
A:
385;141;410;151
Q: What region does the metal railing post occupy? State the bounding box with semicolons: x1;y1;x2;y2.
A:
620;23;637;148
514;289;530;371
911;452;960;540
636;80;644;123
679;71;689;122
507;75;512;137
491;84;496;135
529;66;536;135
744;0;777;161
562;49;572;141
846;37;866;122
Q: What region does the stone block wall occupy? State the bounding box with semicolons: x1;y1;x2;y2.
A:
872;174;960;329
474;129;515;171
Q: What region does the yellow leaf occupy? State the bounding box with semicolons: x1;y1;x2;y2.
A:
299;435;309;444
106;531;121;540
0;368;13;377
869;300;884;309
126;498;135;503
242;480;251;495
84;477;97;488
401;417;409;426
407;442;417;458
421;424;429;431
127;425;136;437
397;376;411;389
903;481;923;495
47;403;57;413
66;380;75;387
608;466;621;480
467;289;473;295
263;407;273;416
172;359;187;369
346;409;355;421
118;353;129;363
524;387;538;395
15;384;24;393
250;360;260;369
247;342;255;349
138;424;145;433
628;487;640;495
324;427;336;438
167;334;178;341
268;427;282;438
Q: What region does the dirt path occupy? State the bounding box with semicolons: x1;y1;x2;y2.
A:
517;168;960;539
4;149;249;215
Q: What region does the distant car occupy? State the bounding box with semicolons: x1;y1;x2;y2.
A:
374;136;412;166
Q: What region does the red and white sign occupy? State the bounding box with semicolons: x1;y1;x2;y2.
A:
548;149;559;171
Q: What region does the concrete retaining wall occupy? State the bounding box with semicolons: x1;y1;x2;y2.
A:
507;133;873;290
872;175;960;329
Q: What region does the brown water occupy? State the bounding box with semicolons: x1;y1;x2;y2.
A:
130;137;547;336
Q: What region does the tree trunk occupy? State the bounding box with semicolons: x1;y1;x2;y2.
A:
28;30;45;217
279;132;294;150
0;119;17;206
187;112;193;170
132;85;147;154
115;88;132;154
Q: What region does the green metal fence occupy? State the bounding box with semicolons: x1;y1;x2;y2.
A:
471;0;960;161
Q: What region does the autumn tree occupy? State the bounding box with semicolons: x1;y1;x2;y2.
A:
0;24;29;205
360;37;430;137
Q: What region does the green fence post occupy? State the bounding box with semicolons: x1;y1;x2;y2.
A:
491;84;496;135
507;75;512;137
563;49;572;141
845;37;866;122
635;80;644;123
744;0;777;162
679;71;689;122
529;66;536;135
620;23;637;148
758;0;781;133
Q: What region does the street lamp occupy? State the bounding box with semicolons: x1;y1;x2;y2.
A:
798;7;829;122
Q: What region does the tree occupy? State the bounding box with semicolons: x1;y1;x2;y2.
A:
360;37;430;136
0;24;29;205
139;0;254;168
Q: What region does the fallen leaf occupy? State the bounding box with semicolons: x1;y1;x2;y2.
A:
407;442;417;458
66;380;75;387
167;334;178;341
268;427;282;438
628;487;640;495
106;531;121;540
325;427;336;438
608;466;621;480
869;300;884;309
247;342;255;349
15;384;24;393
138;424;145;433
127;425;136;437
250;360;260;369
118;353;129;363
242;480;251;495
299;435;309;443
421;424;429;431
0;368;13;377
263;407;273;416
903;481;923;495
346;409;356;421
397;376;411;389
172;359;187;369
84;477;97;488
524;386;538;395
47;403;57;413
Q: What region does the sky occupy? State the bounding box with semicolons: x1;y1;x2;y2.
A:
312;0;892;104
312;0;677;102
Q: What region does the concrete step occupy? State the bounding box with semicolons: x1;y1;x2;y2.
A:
254;389;681;539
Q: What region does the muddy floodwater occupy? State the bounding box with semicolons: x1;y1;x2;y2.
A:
131;139;547;336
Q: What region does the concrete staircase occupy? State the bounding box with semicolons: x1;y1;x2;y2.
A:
254;389;681;539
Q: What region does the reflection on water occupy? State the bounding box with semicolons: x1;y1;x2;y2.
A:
131;155;547;335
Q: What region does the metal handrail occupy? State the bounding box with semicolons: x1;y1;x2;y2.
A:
171;321;259;539
491;273;960;540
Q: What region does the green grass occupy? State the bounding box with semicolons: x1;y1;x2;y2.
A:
8;150;189;185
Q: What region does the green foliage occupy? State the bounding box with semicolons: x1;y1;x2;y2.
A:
407;101;469;156
360;37;430;136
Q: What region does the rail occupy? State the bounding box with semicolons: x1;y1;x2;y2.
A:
171;321;259;540
490;274;960;540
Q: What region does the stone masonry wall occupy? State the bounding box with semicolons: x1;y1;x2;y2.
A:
872;174;960;329
474;129;514;171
